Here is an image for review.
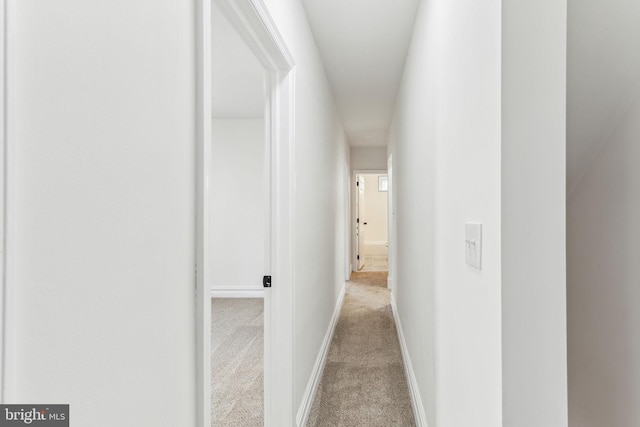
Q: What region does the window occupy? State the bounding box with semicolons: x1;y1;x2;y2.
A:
378;175;388;192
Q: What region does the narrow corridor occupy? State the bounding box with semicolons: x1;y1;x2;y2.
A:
307;272;415;426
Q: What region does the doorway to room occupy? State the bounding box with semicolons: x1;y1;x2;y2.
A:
209;1;267;424
196;1;295;426
354;172;389;273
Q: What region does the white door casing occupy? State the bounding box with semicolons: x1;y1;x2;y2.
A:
344;163;350;280
387;155;393;290
198;1;295;426
357;174;366;271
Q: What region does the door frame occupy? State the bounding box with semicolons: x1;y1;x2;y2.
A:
196;1;295;426
387;155;394;290
351;169;387;273
344;163;351;280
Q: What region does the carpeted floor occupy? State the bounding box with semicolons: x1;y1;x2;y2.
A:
211;298;263;427
307;271;416;426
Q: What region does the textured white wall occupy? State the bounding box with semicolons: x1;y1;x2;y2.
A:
6;0;197;425
0;0;5;398
501;0;568;424
389;0;567;424
568;92;640;427
433;0;503;423
388;0;502;424
210;119;264;290
262;0;351;413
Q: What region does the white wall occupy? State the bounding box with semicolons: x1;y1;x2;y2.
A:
568;91;640;427
350;147;387;170
388;0;502;423
262;0;351;416
0;0;6;398
5;1;196;425
501;0;568;425
361;174;387;256
389;0;567;425
4;1;348;424
210;119;264;291
211;1;264;118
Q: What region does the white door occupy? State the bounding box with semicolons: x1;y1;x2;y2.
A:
357;174;366;270
344;164;351;280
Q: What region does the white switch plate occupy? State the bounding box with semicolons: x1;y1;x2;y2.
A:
465;223;482;269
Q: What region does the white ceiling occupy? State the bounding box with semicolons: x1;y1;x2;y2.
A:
301;0;420;147
210;0;640;184
211;2;264;119
568;0;640;191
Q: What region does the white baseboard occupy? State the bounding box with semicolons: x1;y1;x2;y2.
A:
387;277;393;289
210;286;265;298
296;285;346;427
391;293;429;426
363;242;389;256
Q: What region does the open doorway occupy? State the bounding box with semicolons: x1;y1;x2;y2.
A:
210;2;266;424
196;1;295;426
354;172;389;273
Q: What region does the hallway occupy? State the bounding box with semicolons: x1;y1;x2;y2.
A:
307;272;415;426
0;0;575;425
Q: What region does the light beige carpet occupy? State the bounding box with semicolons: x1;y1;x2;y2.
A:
211;298;263;427
307;272;416;426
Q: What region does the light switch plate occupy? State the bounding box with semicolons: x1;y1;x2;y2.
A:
465;223;482;269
